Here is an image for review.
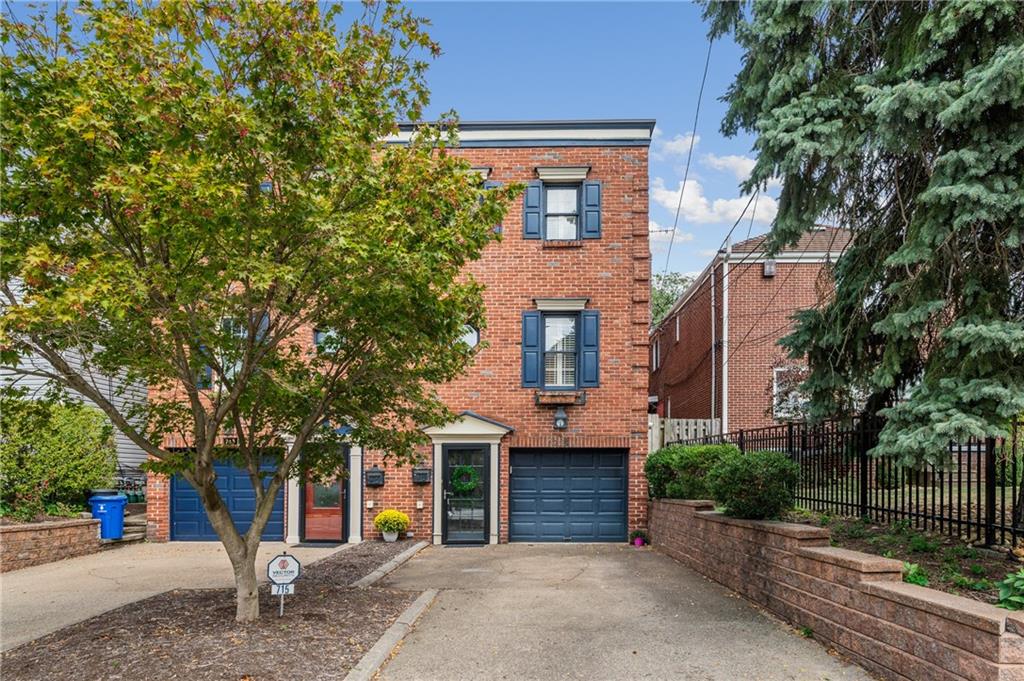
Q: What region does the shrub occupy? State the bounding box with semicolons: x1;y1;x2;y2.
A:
373;509;410;534
0;399;117;521
997;569;1024;610
903;562;929;586
706;450;798;519
644;444;738;499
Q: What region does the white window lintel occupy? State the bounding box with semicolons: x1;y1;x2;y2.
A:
534;297;589;312
536;166;590;182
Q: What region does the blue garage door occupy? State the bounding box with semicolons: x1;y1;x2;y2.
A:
509;449;627;542
171;462;284;541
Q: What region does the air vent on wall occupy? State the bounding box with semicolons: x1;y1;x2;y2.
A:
763;260;777;278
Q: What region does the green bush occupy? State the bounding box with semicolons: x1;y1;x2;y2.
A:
997;569;1024;611
707;450;799;519
645;444;738;499
0;399;117;521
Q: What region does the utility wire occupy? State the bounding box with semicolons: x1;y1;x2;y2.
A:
663;37;714;275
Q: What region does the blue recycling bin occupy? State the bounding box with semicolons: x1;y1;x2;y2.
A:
89;493;127;540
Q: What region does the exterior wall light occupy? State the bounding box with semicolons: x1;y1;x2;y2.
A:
553;407;569;431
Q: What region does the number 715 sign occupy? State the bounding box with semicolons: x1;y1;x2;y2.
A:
267;553;301;615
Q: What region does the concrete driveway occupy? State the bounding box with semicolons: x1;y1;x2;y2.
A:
379;544;873;681
0;541;346;651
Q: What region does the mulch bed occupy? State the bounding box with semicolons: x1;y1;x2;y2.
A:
786;510;1021;605
1;539;418;681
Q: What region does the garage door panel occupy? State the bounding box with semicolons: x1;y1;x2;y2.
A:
171;461;283;541
509;449;627;542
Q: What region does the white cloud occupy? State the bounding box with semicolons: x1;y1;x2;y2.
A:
652;131;699;160
698;249;719;258
703;153;782;190
648;219;694;253
650;176;778;225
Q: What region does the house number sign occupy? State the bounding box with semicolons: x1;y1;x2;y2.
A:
267;553;301;616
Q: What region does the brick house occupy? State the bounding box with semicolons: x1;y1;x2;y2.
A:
648;227;850;433
147;119;654;545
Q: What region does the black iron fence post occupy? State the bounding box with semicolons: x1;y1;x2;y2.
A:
738;429;745;454
858;419;869;518
787;423;795;459
985;436;997;546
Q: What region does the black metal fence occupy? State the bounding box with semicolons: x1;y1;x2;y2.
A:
669;418;1023;547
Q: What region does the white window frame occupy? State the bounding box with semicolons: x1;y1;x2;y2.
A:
543;184;581;241
652;336;661;371
772;366;809;421
675;315;680;342
542;314;578;390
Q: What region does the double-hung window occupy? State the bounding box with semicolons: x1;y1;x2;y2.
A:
521;308;599;389
543;315;577;388
544;186;580;241
523;178;602;241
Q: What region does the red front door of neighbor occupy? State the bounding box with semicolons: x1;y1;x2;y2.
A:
304;478;344;542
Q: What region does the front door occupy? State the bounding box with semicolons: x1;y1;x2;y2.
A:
442;444;489;544
304;478;345;542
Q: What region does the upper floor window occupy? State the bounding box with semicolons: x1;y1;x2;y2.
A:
543;315;577;388
458;324;480;349
544;186;579;241
523;179;602;241
521;309;599;389
652;336;661;371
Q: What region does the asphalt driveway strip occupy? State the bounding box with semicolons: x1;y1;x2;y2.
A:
377;543;876;681
0;540;417;681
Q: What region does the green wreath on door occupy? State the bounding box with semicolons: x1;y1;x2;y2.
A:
450;464;481;496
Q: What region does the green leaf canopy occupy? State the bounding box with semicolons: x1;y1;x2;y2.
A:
704;1;1024;465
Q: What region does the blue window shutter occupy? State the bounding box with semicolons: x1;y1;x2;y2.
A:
523;181;543;239
581;181;602;239
256;312;270;341
579;310;600;387
483;180;503;233
196;345;212;389
521;311;542;387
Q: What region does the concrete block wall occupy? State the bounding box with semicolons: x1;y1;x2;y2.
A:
0;518;101;572
650;499;1024;681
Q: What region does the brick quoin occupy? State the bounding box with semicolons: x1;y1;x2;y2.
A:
149;123;653;544
649;228;850;433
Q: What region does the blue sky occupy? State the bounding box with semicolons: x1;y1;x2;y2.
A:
6;1;773;278
408;1;776;277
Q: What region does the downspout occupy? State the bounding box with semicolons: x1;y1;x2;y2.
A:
722;239;731;433
710;263;716;423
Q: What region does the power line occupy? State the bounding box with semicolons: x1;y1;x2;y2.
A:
663;37;714;275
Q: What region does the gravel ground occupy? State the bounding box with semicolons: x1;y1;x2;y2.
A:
1;539;418;681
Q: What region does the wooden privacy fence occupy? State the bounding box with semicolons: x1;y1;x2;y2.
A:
648;415;720;453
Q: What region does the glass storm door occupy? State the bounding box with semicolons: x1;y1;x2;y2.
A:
304;478;344;542
443;444;489;544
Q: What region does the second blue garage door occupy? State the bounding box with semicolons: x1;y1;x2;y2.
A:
509;449;627;542
171;462;284;541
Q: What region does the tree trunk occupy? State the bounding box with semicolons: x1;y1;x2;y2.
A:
228;546;260;623
191;467;266;623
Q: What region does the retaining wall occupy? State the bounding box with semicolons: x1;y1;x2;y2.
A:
0;518;101;572
649;499;1024;681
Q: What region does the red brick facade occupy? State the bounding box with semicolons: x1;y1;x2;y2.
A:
649;228;850;432
148;121;654;544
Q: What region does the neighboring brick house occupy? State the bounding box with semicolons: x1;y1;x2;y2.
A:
148;119;654;546
648;227;850;433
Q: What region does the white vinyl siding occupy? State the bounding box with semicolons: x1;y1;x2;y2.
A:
0;350;149;473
